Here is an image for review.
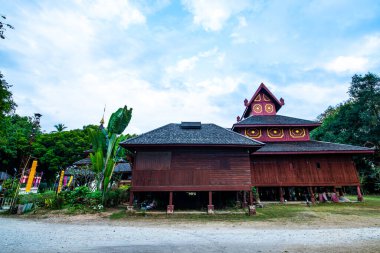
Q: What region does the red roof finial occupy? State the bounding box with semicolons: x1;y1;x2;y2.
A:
280;98;285;105
244;99;248;106
237;116;241;122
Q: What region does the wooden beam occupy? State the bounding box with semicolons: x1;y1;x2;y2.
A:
249;191;253;205
169;191;173;205
129;191;134;206
208;191;212;205
308;187;315;204
279;187;284;203
357;185;363;202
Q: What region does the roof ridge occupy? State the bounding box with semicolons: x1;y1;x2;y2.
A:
311;140;374;149
119;123;174;144
210;123;265;145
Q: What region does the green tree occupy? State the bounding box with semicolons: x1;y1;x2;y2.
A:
53;123;67;132
31;125;98;182
0;115;35;171
311;73;380;192
0;71;17;118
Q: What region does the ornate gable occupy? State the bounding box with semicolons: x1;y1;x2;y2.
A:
242;83;284;118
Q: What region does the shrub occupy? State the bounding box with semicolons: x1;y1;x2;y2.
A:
103;188;129;207
62;186;91;205
85;191;102;207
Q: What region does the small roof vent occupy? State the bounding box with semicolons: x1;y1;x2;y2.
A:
180;122;202;129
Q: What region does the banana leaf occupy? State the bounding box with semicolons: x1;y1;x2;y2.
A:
107;106;132;135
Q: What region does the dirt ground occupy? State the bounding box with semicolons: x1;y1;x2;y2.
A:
1;213;380;253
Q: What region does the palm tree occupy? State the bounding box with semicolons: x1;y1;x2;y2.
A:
53;123;67;132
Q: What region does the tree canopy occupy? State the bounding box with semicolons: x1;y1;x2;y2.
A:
311;72;380;192
0;72;17;118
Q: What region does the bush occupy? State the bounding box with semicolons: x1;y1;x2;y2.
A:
62;186;91;205
103;188;129;207
86;191;102;207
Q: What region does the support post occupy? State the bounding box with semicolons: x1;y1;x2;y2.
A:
357;185;363;202
207;191;214;214
279;187;284;203
242;191;247;208
127;191;134;211
248;191;256;215
249;191;254;205
235;191;241;208
256;187;260;203
167;191;174;214
308;187;315;204
129;191;134;206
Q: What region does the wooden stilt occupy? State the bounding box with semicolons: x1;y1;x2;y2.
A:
279;187;284;203
249;191;254;205
256;187;260;203
235;191;241;208
309;187;315;204
357;185;363;202
129;191;134;206
243;191;247;207
167;191;174;214
169;191;173;205
127;191;134;211
248;191;256;216
208;191;214;214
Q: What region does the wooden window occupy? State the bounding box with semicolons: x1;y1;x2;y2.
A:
316;162;321;169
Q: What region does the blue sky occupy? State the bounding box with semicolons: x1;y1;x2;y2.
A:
1;0;380;134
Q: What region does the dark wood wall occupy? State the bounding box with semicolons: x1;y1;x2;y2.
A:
132;148;252;191
251;155;360;186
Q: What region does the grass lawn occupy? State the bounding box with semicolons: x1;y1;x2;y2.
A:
109;195;380;225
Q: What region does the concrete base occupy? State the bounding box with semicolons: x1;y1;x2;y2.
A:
126;205;134;212
167;205;174;214
255;202;264;208
248;205;256;216
358;196;363;202
242;201;248;208
207;205;214;214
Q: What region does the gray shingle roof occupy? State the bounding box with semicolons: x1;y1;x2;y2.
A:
120;123;264;147
233;115;320;128
73;157;91;166
114;162;131;172
255;141;374;154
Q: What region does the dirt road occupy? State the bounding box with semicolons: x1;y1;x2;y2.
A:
1;217;379;253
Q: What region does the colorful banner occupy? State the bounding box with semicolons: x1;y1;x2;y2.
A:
67;176;73;187
25;160;38;192
57;170;65;193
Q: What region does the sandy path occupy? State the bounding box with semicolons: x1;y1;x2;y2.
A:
1;217;379;253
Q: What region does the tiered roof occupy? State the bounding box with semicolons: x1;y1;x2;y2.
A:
234;83;374;155
120;122;264;148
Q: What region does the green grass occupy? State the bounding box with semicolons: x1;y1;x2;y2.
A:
108;195;380;223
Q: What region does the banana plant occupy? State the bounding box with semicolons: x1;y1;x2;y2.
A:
89;128;105;190
90;106;132;197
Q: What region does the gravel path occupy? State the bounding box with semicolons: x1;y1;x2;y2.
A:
1;217;380;253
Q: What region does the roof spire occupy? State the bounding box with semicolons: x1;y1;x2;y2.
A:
100;105;106;129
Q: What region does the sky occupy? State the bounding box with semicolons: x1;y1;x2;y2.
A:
1;0;380;134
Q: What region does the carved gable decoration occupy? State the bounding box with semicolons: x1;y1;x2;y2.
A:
243;83;285;118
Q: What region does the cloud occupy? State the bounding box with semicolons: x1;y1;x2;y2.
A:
76;0;146;28
325;56;369;73
275;82;349;120
165;47;219;74
182;0;250;31
323;34;380;73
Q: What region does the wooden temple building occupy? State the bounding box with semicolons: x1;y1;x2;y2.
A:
120;83;374;213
